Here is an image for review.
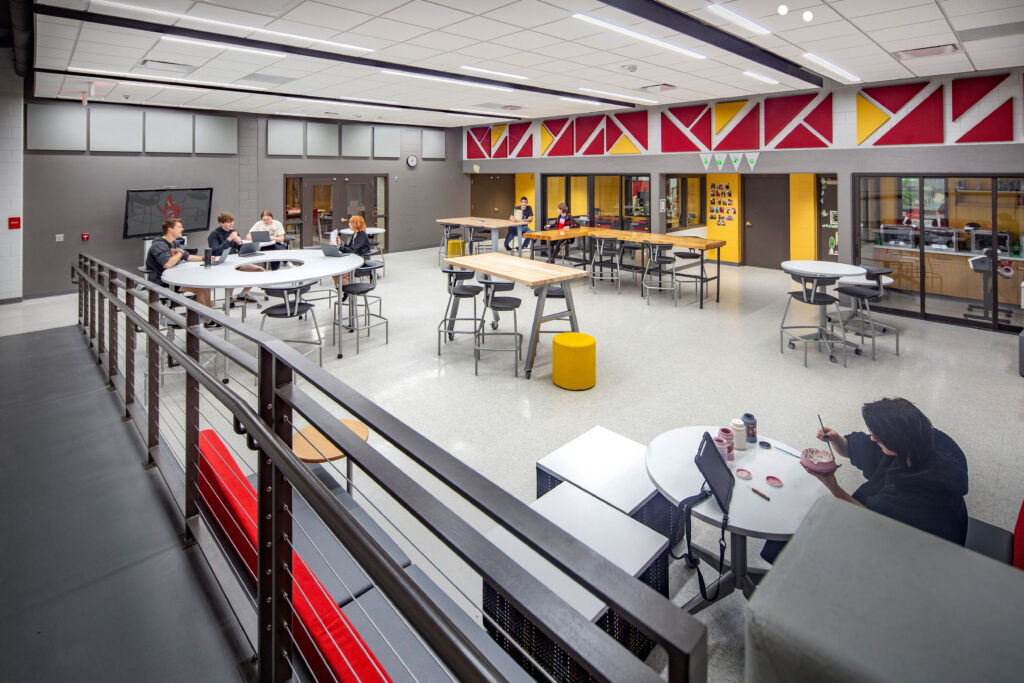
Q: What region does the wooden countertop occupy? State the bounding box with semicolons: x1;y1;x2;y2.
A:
436;216;527;228
444;252;587;287
528;228;589;241
528;227;725;251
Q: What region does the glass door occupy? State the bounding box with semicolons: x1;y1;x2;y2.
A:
622;175;651;232
664;175;705;230
312;180;333;246
857;176;921;314
284;177;303;246
593;175;621;228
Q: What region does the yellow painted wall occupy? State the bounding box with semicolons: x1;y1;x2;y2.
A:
569;176;589;215
789;173;817;260
706;173;741;262
514;173;536;228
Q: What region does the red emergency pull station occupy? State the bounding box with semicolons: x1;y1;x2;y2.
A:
81;233;90;241
8;217;20;230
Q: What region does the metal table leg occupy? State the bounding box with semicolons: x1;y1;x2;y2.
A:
523;286;549;380
681;531;749;614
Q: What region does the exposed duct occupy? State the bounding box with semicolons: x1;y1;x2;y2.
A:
9;0;31;78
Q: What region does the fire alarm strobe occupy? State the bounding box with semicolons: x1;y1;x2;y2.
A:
81;233;90;241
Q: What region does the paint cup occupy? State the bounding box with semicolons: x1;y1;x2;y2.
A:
718;427;734;460
713;436;729;460
731;418;746;451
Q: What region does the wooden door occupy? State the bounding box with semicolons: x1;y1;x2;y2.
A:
742;175;791;269
471;174;515;218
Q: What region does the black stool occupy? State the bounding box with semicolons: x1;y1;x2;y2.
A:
641;242;678;305
338;261;387;355
475;274;522;376
437;267;483;355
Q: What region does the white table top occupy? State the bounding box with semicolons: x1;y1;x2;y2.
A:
536;426;657;515
645;426;829;541
484;482;668;622
781;260;865;279
339;227;385;236
161;250;363;289
838;274;895;287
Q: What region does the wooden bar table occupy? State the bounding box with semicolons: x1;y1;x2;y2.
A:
444;252;587;379
436;217;529;255
527;227;589;264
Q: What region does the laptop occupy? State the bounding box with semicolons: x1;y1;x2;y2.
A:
250;230;271;244
694;430;734;514
212;250;230;266
320;244;343;257
238;241;260;257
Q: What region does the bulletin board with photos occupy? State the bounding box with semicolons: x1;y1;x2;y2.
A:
709;181;736;227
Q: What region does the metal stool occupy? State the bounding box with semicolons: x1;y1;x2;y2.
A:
438;223;463;264
833;266;899;360
475;274;523;376
589;236;622;293
260;283;323;366
673;249;705;301
337;261;388;355
641;242;678;305
437;267;483;355
780;276;850;367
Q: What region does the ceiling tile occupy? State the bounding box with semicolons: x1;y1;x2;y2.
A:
281;1;373;32
533;17;604;40
827;0;931;19
429;0;513;12
904;51;973;76
382;1;473;29
852;4;945;31
490;29;563;50
185;3;274;28
355;17;432;41
950;6;1024;31
406;30;479;50
941;0;1024;18
484;0;570;28
443;16;521;41
374;43;444;62
500;51;559;67
870;20;957;44
453;42;521;60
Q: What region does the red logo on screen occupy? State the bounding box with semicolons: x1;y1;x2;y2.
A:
158;195;182;219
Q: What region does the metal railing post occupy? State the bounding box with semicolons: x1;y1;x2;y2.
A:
257;346;292;683
184;306;200;538
124;286;136;418
88;258;96;348
96;263;106;360
146;289;160;469
77;255;85;329
108;275;118;388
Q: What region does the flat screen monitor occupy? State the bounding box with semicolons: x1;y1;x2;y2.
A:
123;187;213;239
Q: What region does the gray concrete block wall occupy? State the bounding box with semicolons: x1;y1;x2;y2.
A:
0;51;23;301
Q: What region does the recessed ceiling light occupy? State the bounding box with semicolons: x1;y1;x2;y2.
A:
459;65;527;80
778;5;789;16
560;96;603;106
803;11;814;22
91;1;373;53
573;14;706;59
743;71;779;85
380;69;513;92
803;53;860;82
579;87;657;104
160;36;286;59
706;5;771;35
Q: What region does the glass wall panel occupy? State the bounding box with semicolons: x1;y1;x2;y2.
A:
546;176;565;223
927;178;989;321
623;175;650;231
569;176;589;225
312;182;332;247
858;175;921;313
593;176;621;228
665;175;704;229
284;177;303;245
996;178;1023;327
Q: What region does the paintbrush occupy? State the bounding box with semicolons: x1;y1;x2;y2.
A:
818;413;835;457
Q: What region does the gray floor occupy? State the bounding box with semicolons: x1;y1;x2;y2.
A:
4;246;1023;682
0;327;251;682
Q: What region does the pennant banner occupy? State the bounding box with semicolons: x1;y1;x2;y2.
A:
746;152;759;170
713;153;728;170
700;153;713;170
730;152;743;168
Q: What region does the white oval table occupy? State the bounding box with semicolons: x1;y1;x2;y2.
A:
781;260;867;363
646;425;829;613
162;249;364;358
338;227;385;237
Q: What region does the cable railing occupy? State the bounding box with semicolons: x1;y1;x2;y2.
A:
71;253;708;683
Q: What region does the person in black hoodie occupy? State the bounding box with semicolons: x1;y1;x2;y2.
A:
331;215;374;296
761;397;968;563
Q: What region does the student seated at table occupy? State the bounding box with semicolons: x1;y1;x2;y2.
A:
505;196;534;251
331;215;374;294
208;211;263;304
761;397;969;563
549;202;578;261
146;218;215;322
247;209;287;269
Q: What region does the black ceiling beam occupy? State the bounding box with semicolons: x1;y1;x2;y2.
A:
33;4;637;109
598;0;824;87
36;67;521;121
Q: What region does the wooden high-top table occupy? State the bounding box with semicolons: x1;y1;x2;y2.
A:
444;252;587;379
436;217;530;255
528;228;726;308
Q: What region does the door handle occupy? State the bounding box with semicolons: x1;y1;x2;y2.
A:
745;221;752;228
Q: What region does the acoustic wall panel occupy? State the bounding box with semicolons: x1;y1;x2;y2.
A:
195;115;237;154
341;124;371;157
27;103;87;151
422;129;445;159
267;119;303;156
90;106;143;152
372;126;400;158
306;122;339;157
144;110;193;153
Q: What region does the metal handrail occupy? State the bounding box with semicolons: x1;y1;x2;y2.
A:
72;253;708;683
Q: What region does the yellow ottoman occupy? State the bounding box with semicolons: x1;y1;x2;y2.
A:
552;332;596;390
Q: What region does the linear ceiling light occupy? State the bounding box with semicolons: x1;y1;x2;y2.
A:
459;65;528;80
287;96;403;111
579;87;657;104
115;80;210;92
802;53;860;83
706;5;771;35
380;69;513;92
560;96;603;106
573;14;706;59
160;36;286;59
91;1;373;53
742;71;779;84
66;67;265;90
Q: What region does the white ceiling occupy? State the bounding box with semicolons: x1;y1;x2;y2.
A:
31;0;1024;128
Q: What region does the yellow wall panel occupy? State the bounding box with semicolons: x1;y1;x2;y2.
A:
789;173;817;260
706;173;741;263
856;94;889;145
540;126;554;155
514;173;536;227
715;101;747;135
608;136;640;154
491;125;506;148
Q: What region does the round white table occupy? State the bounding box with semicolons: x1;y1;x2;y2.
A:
781;260;867;364
339;227;385;237
162;249;363;358
646;425;829;612
781;260;865;279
